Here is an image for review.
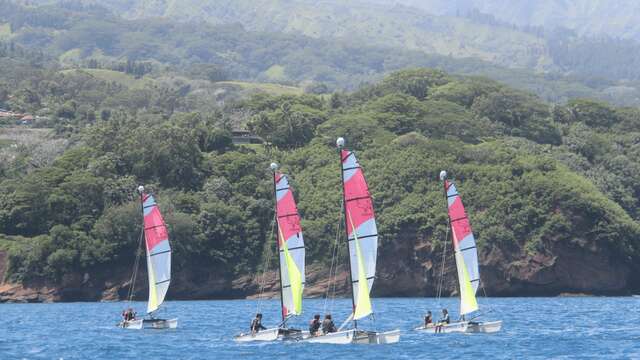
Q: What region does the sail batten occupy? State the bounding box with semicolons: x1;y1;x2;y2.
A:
341;149;377;319
275;172;305;318
141;193;171;314
445;180;479;315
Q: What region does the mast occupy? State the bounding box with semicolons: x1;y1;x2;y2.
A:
337;137;357;328
440;172;457;310
271;163;286;323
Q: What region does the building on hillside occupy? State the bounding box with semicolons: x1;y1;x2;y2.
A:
231;129;264;145
20;114;34;125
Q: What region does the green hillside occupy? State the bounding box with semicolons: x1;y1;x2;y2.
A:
84;0;640;83
3;1;640;106
397;0;640;41
80;0;553;70
2;1;640;298
60;69;149;88
1;67;640;296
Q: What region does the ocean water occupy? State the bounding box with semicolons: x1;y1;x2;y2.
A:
1;297;639;359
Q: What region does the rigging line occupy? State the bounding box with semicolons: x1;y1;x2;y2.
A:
325;198;343;315
255;214;276;314
478;270;494;314
436;224;449;304
127;227;145;303
323;198;343;315
330;199;346;313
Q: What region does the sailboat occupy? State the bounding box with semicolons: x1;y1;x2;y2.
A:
416;171;501;334
234;163;306;342
305;137;400;344
118;186;177;330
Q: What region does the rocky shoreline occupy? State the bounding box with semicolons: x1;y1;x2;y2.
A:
1;233;637;303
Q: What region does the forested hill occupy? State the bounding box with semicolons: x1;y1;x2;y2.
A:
4;0;640;106
1;0;640;301
1;67;640;302
393;0;640;41
64;0;640;96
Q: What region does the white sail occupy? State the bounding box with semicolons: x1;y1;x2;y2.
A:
275;172;305;318
142;193;171;314
341;149;377;320
445;179;479;315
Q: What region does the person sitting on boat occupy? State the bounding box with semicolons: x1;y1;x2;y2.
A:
250;313;266;334
309;314;321;336
440;309;450;324
424;311;433;327
321;314;337;334
122;308;136;321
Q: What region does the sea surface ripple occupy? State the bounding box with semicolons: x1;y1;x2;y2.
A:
1;297;639;359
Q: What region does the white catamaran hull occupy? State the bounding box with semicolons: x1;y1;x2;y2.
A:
234;328;280;342
119;319;144;329
234;327;309;342
416;320;502;334
279;329;308;341
304;329;400;344
465;320;502;333
118;318;178;330
144;318;178;329
415;322;468;334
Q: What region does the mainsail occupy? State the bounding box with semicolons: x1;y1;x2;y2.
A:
341;149;377;320
444;178;479;316
274;171;305;319
141;191;172;314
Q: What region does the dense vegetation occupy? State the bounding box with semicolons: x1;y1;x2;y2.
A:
2;1;640;295
3;0;640;106
72;0;640;103
1;66;640;290
399;0;640;41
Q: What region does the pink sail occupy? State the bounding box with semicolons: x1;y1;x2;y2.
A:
341;149;378;315
275;172;305;318
141;192;171;314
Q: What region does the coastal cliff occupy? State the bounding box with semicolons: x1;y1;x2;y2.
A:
1;229;636;303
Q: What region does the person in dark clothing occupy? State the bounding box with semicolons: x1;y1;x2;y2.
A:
250;313;267;333
440;309;450;324
122;308;136;321
321;314;337;334
309;314;321;336
424;311;433;327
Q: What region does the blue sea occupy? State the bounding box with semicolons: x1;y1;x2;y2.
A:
1;297;639;359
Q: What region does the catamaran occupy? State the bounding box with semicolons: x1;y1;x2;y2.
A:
416;171;501;334
234;163;306;342
118;186;177;330
305;137;400;344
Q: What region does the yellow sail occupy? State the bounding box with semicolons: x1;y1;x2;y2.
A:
455;251;478;315
280;227;303;314
146;255;159;313
350;213;373;320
